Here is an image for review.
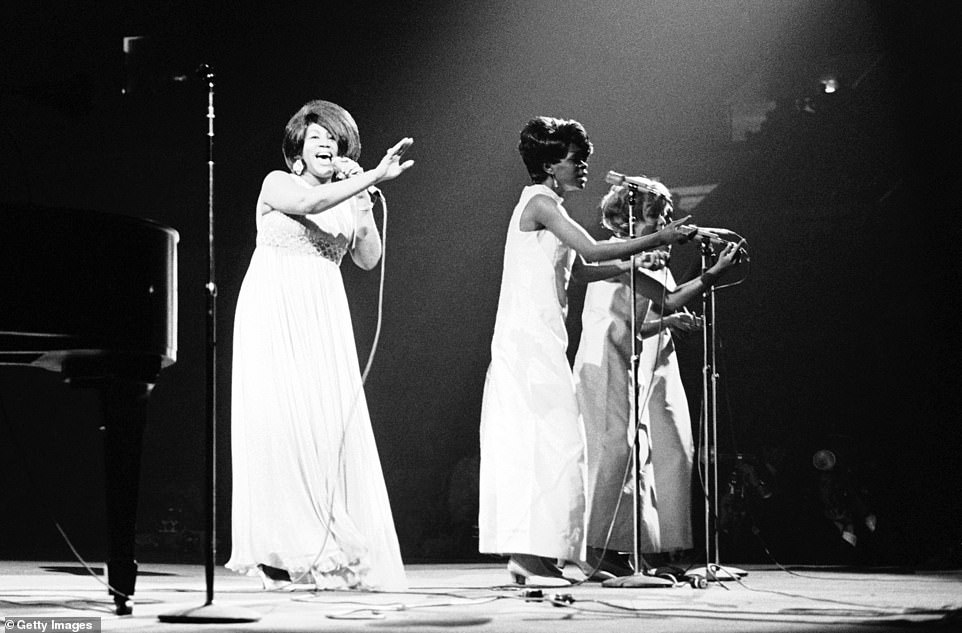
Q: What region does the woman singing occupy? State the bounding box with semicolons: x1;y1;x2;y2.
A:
228;100;413;591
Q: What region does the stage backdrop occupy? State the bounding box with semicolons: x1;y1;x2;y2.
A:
1;0;958;565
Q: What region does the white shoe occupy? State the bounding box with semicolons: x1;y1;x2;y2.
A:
507;556;572;587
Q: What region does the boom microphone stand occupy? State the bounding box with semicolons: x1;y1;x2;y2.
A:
159;65;260;624
686;240;746;582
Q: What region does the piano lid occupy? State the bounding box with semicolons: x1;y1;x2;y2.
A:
0;204;178;373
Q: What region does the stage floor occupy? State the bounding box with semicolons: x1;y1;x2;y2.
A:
1;560;959;632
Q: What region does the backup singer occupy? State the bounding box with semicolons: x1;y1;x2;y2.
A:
573;184;743;578
227;100;413;590
478;117;697;586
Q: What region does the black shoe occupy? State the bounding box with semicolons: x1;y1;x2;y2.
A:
581;547;634;581
257;564;291;582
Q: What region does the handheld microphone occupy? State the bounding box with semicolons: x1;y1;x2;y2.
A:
605;171;672;200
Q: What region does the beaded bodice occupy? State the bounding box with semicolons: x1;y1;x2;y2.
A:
254;173;362;264
256;211;351;263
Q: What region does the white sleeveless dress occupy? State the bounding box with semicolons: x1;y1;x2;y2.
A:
478;184;587;561
227;177;406;590
573;262;694;553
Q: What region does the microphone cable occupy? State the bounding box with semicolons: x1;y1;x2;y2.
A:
272;189;391;590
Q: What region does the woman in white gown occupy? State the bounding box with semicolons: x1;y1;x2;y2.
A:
573;184;744;579
478;117;698;586
227;100;413;591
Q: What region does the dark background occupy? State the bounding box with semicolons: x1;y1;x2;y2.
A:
1;0;959;567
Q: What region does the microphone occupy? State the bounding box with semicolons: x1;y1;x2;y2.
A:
697;227;741;240
606;171;672;200
685;228;749;263
687;228;729;246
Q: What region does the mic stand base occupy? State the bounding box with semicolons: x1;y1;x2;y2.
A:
158;603;261;624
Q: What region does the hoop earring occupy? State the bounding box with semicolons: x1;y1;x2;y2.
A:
292;158;305;176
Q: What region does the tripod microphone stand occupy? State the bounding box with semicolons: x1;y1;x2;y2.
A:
686;240;746;583
159;65;260;624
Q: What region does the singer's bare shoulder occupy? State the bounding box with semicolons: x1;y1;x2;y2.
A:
261;170;306;191
257;170;302;215
519;192;561;231
262;169;299;188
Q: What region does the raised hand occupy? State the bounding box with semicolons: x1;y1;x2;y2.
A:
375;137;415;182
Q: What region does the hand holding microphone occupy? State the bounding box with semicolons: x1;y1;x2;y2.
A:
684;228;749;263
609;168;748;262
714;239;748;269
333;156;364;179
333;156;382;199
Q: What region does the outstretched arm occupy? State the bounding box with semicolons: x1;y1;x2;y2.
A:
258;138;414;216
635;240;746;312
638;309;702;338
258;169;381;216
521;194;694;262
571;251;668;283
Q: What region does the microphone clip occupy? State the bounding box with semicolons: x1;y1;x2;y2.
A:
606;170;672;201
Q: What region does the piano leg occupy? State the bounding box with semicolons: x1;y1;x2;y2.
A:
99;379;152;616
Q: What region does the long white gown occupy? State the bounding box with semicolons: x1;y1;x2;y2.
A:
227;177;406;590
573;263;694;554
478;184;587;562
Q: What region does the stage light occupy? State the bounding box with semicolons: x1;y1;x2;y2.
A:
812;449;836;471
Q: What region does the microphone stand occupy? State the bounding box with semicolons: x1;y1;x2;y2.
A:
602;189;673;589
686;240;746;583
159;65;260;624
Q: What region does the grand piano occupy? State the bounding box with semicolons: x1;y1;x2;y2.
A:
0;203;178;615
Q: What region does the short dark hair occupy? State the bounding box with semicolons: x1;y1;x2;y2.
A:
282;100;361;169
518;116;593;183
